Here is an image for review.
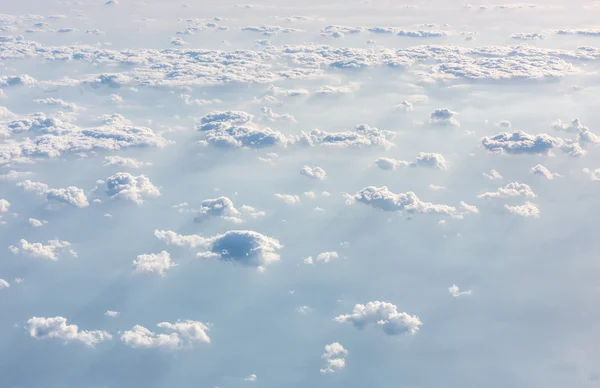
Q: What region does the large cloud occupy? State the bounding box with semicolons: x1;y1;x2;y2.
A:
480;131;565;155
9;239;76;261
26;316;112;347
335;301;422;335
121;320;211;349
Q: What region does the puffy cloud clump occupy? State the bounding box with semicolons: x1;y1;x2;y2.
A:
274;193;301;204
34;97;79;111
505;202;540;217
320;343;348;374
583;167;600;180
9;239;76;261
345;186;463;216
133;251;176;277
449;284;472;297
483;169;503;180
530;164;559;179
430;109;460;127
121;320;211;349
0;279;10;290
102;173;160;204
480;131;563;155
552;118;600;145
197;111;288;149
300;166;327;180
335;301;422;335
477;182;536;199
375;152;449;171
155;229;282;271
397;30;447;38
511;33;545;40
194;196;242;223
103;156;152;169
0;74;37;88
26;316;112;347
0;199;9;212
297;124;395;149
17;180;89;208
304;251;340;265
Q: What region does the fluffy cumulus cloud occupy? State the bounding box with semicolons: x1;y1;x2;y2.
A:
449;284;472;297
133;251;176;277
375;152;449;171
9;239;76;261
477;182;536;199
194;196;243;223
300;166;327;180
430;109;460;127
552;118;600;146
530;164;560;180
505;202;540;217
304;251;340;265
155;229;282;271
0;199;9;212
274;193;301;205
103;156;152;169
320;342;348;374
583;168;600;180
297;125;395;149
0;279;10;290
483;169;503;180
345;186;475;217
335;301;422;336
18;180;89;208
120;320;211;349
101;173;160;204
480;131;575;156
26;316;112;347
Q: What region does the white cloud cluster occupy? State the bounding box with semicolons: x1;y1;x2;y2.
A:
511;33;545;40
274;193;301;204
241;25;301;35
9;239;76;261
335;301;422;335
101;173;160;204
449;284;472;297
397;30;447;38
28;218;47;227
27;316;112;347
530;164;559;180
375;152;449;171
480;131;565;155
17;180;89;208
34;97;79;111
320;343;348;374
345;186;474;217
121;320;211;349
583;168;600;180
300;166;327;180
0;279;10;290
505;202;540;217
133;251;176;277
477;182;536;199
103;156;152;169
483;169;503;180
0;198;9;213
430;109;459;127
304;251;340;265
298;124;395;149
552;118;600;145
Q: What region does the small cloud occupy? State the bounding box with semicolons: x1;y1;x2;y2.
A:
10;239;76;261
395;100;413;111
27;316;112;347
104;310;119;318
583;168;600;180
483;169;503;180
449;284;472;297
478;182;536;199
296;306;312;314
320;343;348;374
335;301;422;335
244;374;257;382
0;279;10;290
300;166;327;180
429;184;446;191
103;156;152;169
274;193;301;205
530;164;560;180
28;218;47;227
133;251;176;277
430;109;460;127
121;320;211;349
505;202;540;217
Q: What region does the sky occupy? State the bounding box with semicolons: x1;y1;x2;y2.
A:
1;0;600;387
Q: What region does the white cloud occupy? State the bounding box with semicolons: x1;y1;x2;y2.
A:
133;251;176;277
194;196;243;223
505;202;540;217
0;199;9;212
298;124;395;149
0;279;10;290
28;218;47;227
103;156;152;169
320;342;348;374
483;169;503;180
335;301;422;335
26;316;112;347
303;256;314;265
530;164;559;180
300;166;327;180
304;191;317;199
583;168;600;180
245;374;257;382
397;30;447;38
557;29;600;36
429;184;446;191
102;173;160;204
481;131;565;156
345;186;461;216
395;100;413;111
154;230;207;249
316;251;340;263
430;109;460;127
34;98;78;111
274;193;301;205
18;180;89;208
260;107;295;122
296;306;312;314
121;320;211;349
459;201;479;214
511;33;545;40
241;25;301;35
478;182;536;199
104;310;119;318
9;239;76;261
449;284;472;297
314;83;361;94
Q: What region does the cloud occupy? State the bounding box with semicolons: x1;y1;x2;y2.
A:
0;74;37;88
511;33;545;40
0;279;10;290
28;218;47;227
154;230;207;248
34;98;78;111
557;29;600;36
260;107;295;122
449;284;472;297
194;197;243;223
102;173;160;204
296;306;312;314
314;83;360;94
483;169;503;180
430;109;460;127
103;156;152;169
104;310;119;318
274;193;301;204
335;301;422;335
197;111;288;149
300;166;327;180
245;374;257;382
133;251;176;277
9;239;76;261
375;153;449;171
26;316;112;347
345;186;465;216
395;100;414;112
320;25;363;38
530;164;559;179
583;168;600;180
17;180;89;208
121;320;211;349
0;198;9;212
397;30;447;38
241;25;301;35
505;202;540;217
480;131;563;155
552;119;600;145
320;343;348;374
305;251;340;265
297;124;395;149
477;182;536;199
